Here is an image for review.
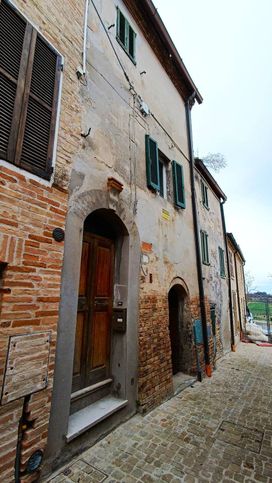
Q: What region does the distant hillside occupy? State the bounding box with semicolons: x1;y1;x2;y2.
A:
248;292;272;302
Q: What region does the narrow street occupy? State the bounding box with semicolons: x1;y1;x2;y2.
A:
48;343;272;483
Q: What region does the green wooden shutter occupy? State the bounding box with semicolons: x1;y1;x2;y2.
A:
201;231;209;264
219;247;225;277
145;135;160;191
172;160;185;208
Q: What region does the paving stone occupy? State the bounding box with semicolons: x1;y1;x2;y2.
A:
46;344;272;482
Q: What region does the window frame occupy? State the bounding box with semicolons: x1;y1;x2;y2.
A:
158;151;169;200
116;7;136;64
0;0;62;181
201;179;209;209
218;247;226;278
200;230;210;265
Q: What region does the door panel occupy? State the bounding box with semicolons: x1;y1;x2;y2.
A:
95;246;112;296
79;241;90;296
91;312;110;368
73;312;85;378
72;233;114;393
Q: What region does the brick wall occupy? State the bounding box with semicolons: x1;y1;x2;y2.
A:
0;0;84;480
138;292;173;413
0;167;68;481
138;291;202;413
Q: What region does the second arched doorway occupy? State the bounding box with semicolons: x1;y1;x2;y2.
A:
168;283;194;390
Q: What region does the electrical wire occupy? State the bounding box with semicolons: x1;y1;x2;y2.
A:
90;0;132;88
90;0;190;164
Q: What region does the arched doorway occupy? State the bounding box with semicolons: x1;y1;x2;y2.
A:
168;284;186;374
168;282;194;382
71;209;129;412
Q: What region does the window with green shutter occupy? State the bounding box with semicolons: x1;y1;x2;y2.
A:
201;179;209;209
200;230;209;265
145;135;160;191
218;247;226;277
172;161;185;208
116;8;136;63
0;0;61;180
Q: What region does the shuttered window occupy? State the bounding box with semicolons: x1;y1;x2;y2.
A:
145;135;160;191
116;7;136;63
0;1;61;180
172;160;185;208
218;247;226;277
201;179;209;209
200;230;209;265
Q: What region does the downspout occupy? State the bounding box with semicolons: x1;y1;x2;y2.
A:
185;93;212;377
220;201;235;350
234;251;243;336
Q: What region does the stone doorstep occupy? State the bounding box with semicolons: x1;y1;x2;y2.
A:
66;396;128;443
173;372;197;396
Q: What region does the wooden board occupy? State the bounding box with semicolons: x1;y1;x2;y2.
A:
1;331;50;405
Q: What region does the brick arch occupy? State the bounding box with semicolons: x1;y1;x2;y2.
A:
168;279;194;375
169;276;190;297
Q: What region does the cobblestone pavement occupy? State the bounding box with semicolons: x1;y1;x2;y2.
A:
48;344;272;482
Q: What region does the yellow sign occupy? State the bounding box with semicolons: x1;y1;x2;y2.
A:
162;209;170;221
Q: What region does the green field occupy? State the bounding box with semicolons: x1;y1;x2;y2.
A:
248;301;272;321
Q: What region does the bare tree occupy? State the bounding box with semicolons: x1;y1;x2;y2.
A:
245;270;257;296
202;153;227;172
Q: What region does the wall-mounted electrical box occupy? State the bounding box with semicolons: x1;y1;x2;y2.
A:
112;308;127;333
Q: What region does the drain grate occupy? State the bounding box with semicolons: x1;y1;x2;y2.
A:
50;459;108;482
216;421;263;454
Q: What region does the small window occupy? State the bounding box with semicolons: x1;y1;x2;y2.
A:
172;160;185;209
116;8;136;63
0;1;61;180
218;247;226;278
201;179;209;209
200;231;209;265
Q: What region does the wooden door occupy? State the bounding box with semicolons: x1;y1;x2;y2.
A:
168;289;181;375
72;233;114;393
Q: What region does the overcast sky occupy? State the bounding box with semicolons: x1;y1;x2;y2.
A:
154;0;272;293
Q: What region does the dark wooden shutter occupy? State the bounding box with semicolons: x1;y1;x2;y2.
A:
0;1;61;180
18;35;61;179
172;160;185;208
145;135;160;191
0;1;29;161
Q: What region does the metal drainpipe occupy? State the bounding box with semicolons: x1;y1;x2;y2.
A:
234;251;243;336
185;94;212;377
220;201;235;350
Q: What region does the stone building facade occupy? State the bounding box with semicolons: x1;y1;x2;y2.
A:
0;0;247;480
227;233;247;341
0;0;83;481
45;0;208;472
194;159;231;361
